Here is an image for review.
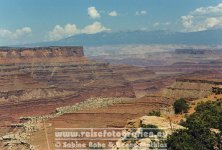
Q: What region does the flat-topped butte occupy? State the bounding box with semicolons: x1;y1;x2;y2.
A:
0;46;84;58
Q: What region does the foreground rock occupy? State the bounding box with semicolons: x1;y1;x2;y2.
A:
112;116;184;150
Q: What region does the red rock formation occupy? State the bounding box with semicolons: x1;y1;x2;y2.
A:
0;46;86;64
0;47;135;130
0;46;84;58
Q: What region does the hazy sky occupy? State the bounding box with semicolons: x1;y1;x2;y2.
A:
0;0;222;45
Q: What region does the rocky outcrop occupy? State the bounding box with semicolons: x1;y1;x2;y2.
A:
163;79;222;100
112;116;184;150
0;46;87;64
1;133;35;150
0;46;84;58
0;47;135;130
212;86;222;95
176;79;222;85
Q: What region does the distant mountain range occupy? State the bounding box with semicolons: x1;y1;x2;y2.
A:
24;29;222;47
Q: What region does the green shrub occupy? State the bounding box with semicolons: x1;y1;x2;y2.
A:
167;100;222;150
148;110;161;116
173;99;189;114
185;100;222;129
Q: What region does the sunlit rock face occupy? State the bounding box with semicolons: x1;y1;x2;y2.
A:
0;46;135;128
0;46;84;58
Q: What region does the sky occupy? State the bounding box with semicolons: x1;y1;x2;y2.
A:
0;0;222;46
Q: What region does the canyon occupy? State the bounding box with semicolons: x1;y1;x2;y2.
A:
0;47;222;149
0;47;136;133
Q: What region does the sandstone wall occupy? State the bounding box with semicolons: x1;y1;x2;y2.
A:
0;46;84;58
0;47;136;129
163;79;222;100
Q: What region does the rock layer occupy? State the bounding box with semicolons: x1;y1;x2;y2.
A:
0;47;135;129
0;46;84;58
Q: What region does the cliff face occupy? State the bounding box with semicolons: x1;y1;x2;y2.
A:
163;79;222;100
0;46;135;128
0;46;86;64
0;46;84;58
111;65;157;97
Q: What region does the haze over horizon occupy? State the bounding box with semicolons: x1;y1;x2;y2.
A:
0;0;222;46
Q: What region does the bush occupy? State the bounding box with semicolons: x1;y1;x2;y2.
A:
167;129;196;150
140;124;162;136
185;100;222;129
167;128;222;150
148;110;161;116
173;99;189;114
167;100;222;150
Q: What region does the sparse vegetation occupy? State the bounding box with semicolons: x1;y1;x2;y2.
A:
148;110;161;116
141;124;162;136
173;99;189;114
167;99;222;150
